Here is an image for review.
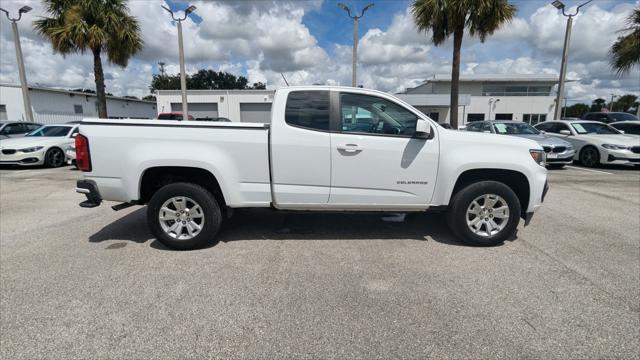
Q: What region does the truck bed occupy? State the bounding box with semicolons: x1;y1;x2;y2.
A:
79;119;272;207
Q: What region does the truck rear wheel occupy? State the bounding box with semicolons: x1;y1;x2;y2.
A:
147;182;222;250
446;181;521;246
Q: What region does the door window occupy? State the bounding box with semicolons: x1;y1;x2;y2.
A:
465;122;483;132
482;123;493;133
340;93;417;137
285;91;330;131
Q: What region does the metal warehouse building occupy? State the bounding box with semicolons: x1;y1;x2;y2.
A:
155;74;563;126
0;83;157;124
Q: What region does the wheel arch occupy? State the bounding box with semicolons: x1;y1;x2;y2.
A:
450;169;530;218
139;166;226;208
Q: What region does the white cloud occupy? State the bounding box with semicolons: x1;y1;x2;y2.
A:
0;0;637;104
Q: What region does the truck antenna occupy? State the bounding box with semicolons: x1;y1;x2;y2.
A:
280;73;290;86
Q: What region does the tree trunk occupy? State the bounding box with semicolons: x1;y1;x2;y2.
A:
92;47;108;118
449;26;464;129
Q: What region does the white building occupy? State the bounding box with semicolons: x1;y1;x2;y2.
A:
154;74;563;126
156;89;274;122
397;74;563;126
0;83;157;124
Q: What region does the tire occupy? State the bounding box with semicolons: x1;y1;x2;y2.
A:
579;146;600;167
44;147;65;168
147;182;222;250
446;181;521;246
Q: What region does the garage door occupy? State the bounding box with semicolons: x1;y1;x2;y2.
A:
240;103;271;123
171;103;218;119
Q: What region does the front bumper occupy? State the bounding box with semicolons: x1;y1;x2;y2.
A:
602;148;640;165
524;180;549;226
545;149;575;164
76;180;102;208
0;149;45;166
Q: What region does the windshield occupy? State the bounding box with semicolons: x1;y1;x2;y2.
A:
571;122;619;135
27;126;72;137
610;113;638;121
493;122;539;135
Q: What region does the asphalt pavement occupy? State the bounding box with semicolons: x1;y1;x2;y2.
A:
1;164;639;359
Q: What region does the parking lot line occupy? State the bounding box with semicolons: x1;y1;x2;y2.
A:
565;165;614;175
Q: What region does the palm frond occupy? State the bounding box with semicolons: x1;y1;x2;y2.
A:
610;7;640;76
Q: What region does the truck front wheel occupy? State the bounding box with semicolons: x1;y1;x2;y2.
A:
446;181;521;246
147;182;222;250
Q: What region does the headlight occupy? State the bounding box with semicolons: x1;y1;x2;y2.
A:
602;144;629;150
19;146;44;153
530;149;546;167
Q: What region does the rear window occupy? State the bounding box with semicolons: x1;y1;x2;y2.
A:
285;91;330;131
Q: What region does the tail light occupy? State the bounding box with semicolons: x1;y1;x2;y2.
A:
75;134;92;172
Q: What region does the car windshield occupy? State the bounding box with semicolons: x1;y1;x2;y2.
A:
610;113;638;121
493;122;539;135
27;126;72;137
571;122;619;135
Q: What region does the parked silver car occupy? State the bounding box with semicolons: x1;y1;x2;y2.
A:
465;120;575;168
0;121;43;140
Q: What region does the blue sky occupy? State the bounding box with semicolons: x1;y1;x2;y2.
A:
0;0;638;103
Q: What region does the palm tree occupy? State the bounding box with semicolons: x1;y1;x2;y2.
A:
411;0;516;128
34;0;143;118
610;7;640;76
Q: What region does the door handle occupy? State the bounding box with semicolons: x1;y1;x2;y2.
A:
337;143;362;152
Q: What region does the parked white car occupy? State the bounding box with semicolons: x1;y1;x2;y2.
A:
0;124;79;167
76;86;549;249
0;121;43;139
535;120;640;167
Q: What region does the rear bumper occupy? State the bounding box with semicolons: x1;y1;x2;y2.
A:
76;180;102;208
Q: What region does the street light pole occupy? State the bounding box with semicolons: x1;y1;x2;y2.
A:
0;5;34;122
338;3;374;87
551;0;592;120
162;4;196;121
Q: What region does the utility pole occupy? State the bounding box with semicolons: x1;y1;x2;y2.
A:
0;5;34;122
551;0;592;120
338;3;374;87
162;4;197;120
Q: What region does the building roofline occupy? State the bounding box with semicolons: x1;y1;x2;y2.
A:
423;74;576;83
0;83;156;104
156;89;275;95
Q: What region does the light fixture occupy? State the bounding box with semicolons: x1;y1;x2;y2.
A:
18;5;32;14
551;0;565;10
337;3;349;11
185;5;197;15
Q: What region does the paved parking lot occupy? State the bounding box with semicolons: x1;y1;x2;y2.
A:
1;165;639;358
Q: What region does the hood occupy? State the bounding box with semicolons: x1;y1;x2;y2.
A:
513;134;571;147
0;136;71;149
576;134;640;146
447;129;542;150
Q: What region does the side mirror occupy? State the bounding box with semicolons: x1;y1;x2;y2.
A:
415;118;431;138
559;130;571;136
482;130;491;134
71;133;78;138
539;130;546;135
619;130;625;134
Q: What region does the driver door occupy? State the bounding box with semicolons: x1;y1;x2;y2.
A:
328;92;439;209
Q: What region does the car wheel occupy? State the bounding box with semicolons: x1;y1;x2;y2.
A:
147;182;222;250
446;181;521;246
579;146;600;167
44;147;65;168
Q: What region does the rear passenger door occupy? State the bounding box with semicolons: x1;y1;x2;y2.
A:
270;90;332;207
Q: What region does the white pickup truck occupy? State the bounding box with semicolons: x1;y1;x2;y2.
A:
76;86;548;249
